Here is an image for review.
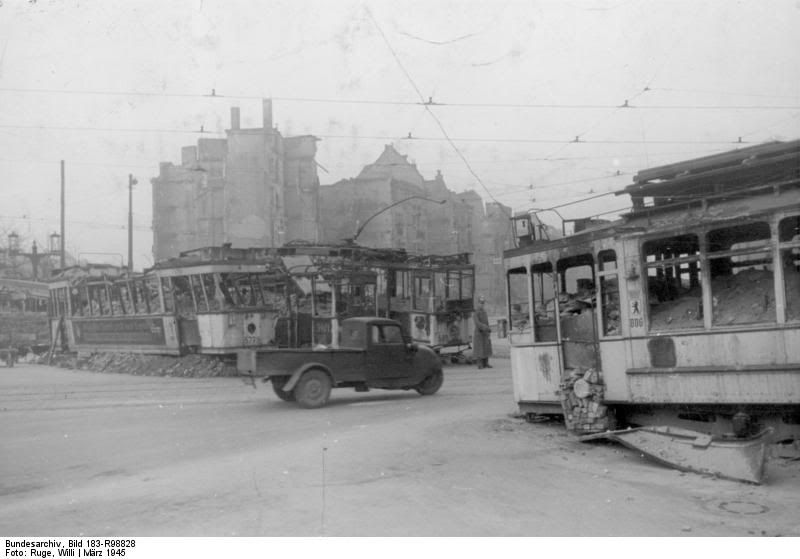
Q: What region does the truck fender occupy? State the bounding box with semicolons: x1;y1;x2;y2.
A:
284;362;334;392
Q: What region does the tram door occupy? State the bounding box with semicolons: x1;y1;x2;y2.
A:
556;255;600;372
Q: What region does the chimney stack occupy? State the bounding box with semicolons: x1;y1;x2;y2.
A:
262;99;273;130
230;107;240;130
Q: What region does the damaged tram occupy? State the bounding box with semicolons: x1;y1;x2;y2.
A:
48;243;475;356
504;140;800;443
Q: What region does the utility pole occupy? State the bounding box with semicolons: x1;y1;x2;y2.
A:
128;174;137;273
60;160;65;268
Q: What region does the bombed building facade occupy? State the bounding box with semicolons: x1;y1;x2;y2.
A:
151;100;321;262
151;105;513;310
316;145;514;309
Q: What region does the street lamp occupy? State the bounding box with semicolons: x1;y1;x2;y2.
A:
6;232;61;281
347;195;446;244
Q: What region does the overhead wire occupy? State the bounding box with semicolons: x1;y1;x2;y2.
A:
1;86;797;110
0;123;761;145
363;6;511;218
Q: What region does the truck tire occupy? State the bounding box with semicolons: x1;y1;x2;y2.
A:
415;369;443;396
294;369;332;408
271;376;296;402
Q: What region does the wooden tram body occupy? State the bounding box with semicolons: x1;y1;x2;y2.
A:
504;140;800;440
276;243;475;351
49;243;476;356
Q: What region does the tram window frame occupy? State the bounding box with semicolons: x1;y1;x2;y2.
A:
108;282;125;315
597;250;621;337
312;277;333;317
146;276;164;314
556;254;596;347
85;285;99;316
446;271;460;300
462;269;475;305
171;276;196;317
54;287;69;318
190;274;209;312
531;261;557;343
249;274;266;307
644;233;703;331
255;274;285;311
88;283;110;316
160;277;174;314
131;279;148;314
390;269;412;312
334;279;349;315
204;273;227;310
707;221;775;327
507;266;532;341
120;282;132;315
413;271;432;312
779;215;800;322
432;271;447;311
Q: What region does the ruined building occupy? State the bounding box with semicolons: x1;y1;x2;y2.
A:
318;145;514;309
151;100;320;261
152;111;512;310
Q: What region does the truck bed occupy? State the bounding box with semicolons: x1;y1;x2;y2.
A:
238;346;368;383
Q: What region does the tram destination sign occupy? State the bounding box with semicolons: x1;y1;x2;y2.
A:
72;317;167;346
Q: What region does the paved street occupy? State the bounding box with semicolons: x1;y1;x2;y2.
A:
1;360;799;536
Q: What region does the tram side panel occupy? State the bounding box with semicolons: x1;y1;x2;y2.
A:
194;311;279;354
66;315;182;355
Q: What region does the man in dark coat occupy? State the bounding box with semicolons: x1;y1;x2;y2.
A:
473;295;493;369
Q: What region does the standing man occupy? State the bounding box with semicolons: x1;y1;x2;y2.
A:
473;295;493;369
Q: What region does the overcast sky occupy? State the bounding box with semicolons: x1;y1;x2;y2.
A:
1;0;798;269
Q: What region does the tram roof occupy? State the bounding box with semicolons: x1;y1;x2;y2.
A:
618;138;800;215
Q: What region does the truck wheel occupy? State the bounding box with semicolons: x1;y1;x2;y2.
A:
415;369;443;396
271;377;296;402
294;369;332;408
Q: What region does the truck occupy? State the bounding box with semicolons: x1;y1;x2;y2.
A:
235;317;444;408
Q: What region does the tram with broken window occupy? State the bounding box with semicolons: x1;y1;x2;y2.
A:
49;246;291;355
504;139;800;446
47;264;183;354
49;242;475;356
276;242;475;352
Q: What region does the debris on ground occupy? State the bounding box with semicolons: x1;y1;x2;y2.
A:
46;351;239;378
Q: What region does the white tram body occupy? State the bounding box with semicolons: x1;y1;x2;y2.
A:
504;140;800;439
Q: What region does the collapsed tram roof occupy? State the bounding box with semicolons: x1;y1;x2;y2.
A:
618;138;800;217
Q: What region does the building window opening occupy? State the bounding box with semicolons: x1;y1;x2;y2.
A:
644;234;702;331
707;222;774;326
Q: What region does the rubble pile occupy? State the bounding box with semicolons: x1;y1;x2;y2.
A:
712;269;774;325
558;367;610;434
649;287;702;330
59;352;239;378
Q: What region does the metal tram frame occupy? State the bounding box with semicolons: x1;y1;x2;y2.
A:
48;243;475;358
503;139;800;442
